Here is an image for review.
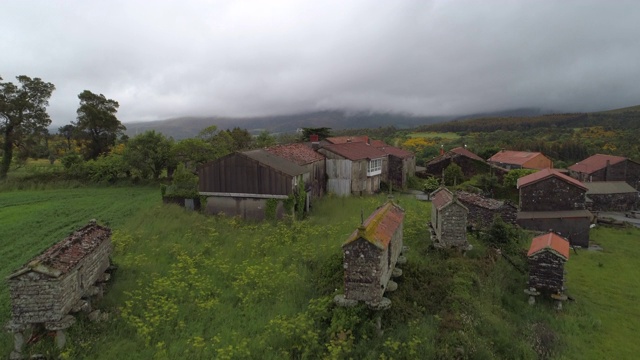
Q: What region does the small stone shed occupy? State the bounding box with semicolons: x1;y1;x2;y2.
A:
5;221;112;356
430;188;470;249
584;181;639;212
342;201;405;306
526;232;570;307
457;191;517;229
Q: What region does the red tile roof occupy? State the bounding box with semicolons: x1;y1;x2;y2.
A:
322;142;388;161
264;143;325;165
375;144;414;159
517;168;587;190
344;202;404;249
450;147;484;162
431;187;453;209
488;150;546;166
10;222;112;278
527;232;570;260
568;154;627;174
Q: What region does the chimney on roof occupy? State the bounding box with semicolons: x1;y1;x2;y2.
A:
310;134;320;150
440;145;444;156
347;137;352;143
365;136;370;145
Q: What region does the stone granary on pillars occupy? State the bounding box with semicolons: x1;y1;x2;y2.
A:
339;201;406;307
429;187;471;250
525;232;570;309
568;153;640;190
516;168;593;248
456;191;517;229
4;221;113;358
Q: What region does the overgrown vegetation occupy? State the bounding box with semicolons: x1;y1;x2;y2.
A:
1;186;638;358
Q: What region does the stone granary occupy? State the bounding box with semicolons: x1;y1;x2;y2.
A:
4;221;112;358
341;201;406;307
429;188;470;250
456;191;517;229
525;232;570;309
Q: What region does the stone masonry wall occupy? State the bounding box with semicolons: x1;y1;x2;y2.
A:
588;193;638;212
343;240;384;303
440;204;468;247
520;177;586;212
528;251;565;293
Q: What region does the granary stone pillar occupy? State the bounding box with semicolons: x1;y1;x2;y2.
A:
524;288;540;306
5;321;29;360
45;315;76;349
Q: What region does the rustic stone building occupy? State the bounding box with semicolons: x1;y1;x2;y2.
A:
488;150;552;170
425;147;490;179
517;169;592;248
584;181;639;212
456;191;517;229
526;232;570;307
430;188;470;250
264;142;326;199
568;153;640;190
342;201;405;306
5;221;113;358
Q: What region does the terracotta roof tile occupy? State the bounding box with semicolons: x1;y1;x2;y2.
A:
488;150;547;166
375;144;414;159
322;142;388;161
325;136;370;144
450;147;485;162
568;154;627;174
242;149;308;176
517;168;587;190
527;232;570;260
344;202;404;249
264;143;324;165
11;223;111;278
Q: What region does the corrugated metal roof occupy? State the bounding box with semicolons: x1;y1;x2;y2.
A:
451;147;485;162
584;181;638;195
322;142;388;161
517;210;593;220
9;222;111;279
568;154;627;174
264;143;325;166
488;150;547;166
242;149;308;176
527;232;570;260
344;202;404;249
517;168;587;190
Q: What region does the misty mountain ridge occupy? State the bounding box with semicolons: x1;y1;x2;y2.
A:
122;108;553;140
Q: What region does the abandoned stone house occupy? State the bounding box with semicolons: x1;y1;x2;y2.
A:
516;168;592;248
568;153;640;190
318;142;389;196
526;232;570;306
583;181;639;212
264;142;326;199
488;150;553;170
429;187;470;250
425;146;490;179
198;149;310;220
342;201;405;306
5;221;112;357
456;191;517;229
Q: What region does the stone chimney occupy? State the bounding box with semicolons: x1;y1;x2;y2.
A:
310;134;320;150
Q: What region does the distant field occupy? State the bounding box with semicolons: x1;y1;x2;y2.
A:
1;186;639;358
596;104;640;114
408;132;460;140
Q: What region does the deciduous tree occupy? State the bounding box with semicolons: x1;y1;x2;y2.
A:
123;130;173;179
0;75;55;178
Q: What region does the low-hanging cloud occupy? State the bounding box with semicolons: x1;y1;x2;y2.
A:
2;0;640;126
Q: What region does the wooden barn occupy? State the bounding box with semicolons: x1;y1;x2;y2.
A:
198;149;308;220
526;232;570;307
5;221;112;355
568;154;640;190
584;181;639;212
342;202;405;306
456;191;517;229
425;146;490;179
488;150;552;170
318;142;389;196
429;188;470;250
516;169;592;247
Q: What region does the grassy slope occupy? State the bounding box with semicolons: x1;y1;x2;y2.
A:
1;187;639;358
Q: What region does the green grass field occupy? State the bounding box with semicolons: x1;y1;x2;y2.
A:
1;186;639;358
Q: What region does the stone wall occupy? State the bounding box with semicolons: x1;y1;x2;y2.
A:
528;251;565;294
343;240;385;303
520;177;586;212
438;204;468;248
588;193;638;212
517;217;590;248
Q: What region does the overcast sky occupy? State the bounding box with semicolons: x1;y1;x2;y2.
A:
2;0;640;126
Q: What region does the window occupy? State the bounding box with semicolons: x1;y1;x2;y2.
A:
367;158;382;176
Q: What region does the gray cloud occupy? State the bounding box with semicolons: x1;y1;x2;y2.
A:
2;0;640;126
